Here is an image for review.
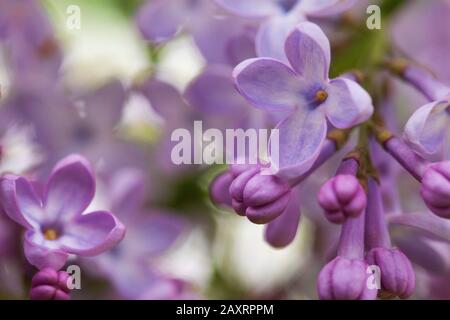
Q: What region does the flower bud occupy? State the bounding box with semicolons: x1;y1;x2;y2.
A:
29;268;71;300
209;171;234;207
229;165;291;224
317;256;377;300
318;174;366;223
366;247;415;299
420;161;450;218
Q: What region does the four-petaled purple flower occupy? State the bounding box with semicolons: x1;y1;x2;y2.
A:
234;22;373;179
0;154;125;270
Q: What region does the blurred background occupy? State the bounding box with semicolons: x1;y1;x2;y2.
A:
0;0;449;299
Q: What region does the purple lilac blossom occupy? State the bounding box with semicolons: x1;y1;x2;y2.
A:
87;168;190;299
234;22;373;179
0;154;125;270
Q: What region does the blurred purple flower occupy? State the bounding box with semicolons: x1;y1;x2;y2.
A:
0;0;62;93
185;66;267;132
88;168;190;299
0;154;125;270
215;0;357;61
234;22;373;179
136;0;215;43
392;0;450;85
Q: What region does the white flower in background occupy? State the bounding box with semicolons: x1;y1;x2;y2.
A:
214;215;312;293
156;36;205;91
0;125;44;174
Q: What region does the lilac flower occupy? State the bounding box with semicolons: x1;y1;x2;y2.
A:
318;157;366;224
136;0;214;43
185;66;267;132
234;22;373;179
392;0;450;85
7;80;146;176
190;15;257;67
317;212;377;300
394;64;450;157
404;98;450;159
136;77;197;174
88;169;189;299
29;268;71;300
364;178;415;299
420;161;450;219
0;0;62;93
0;154;125;270
216;0;357;61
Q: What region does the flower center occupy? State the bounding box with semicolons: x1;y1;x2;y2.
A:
278;0;297;12
44;228;59;241
315;90;328;103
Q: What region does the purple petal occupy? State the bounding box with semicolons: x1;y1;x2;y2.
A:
388;213;450;243
44;155;95;222
110;168;146;219
271;109;327;179
59;211;125;256
0;174;43;229
192;16;256;67
185;66;248;115
214;0;280;18
264;191;301;247
284;22;330;81
323;77;373;128
403;101;449;156
300;0;357;18
81;80;126;132
24;231;69;270
209;171;234;207
233;58;302;111
256;14;302;63
136;0;183;43
139;78;187;127
131;212;186;256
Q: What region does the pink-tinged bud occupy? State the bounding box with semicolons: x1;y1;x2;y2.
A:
29;268;71;300
366;248;415;299
229;165;291;224
318;174;366;224
420;161;450;218
317;256;377;300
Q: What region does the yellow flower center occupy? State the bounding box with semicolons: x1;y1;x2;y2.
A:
44;229;59;241
315;90;328;103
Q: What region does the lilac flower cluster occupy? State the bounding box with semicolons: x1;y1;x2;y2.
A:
0;0;449;301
